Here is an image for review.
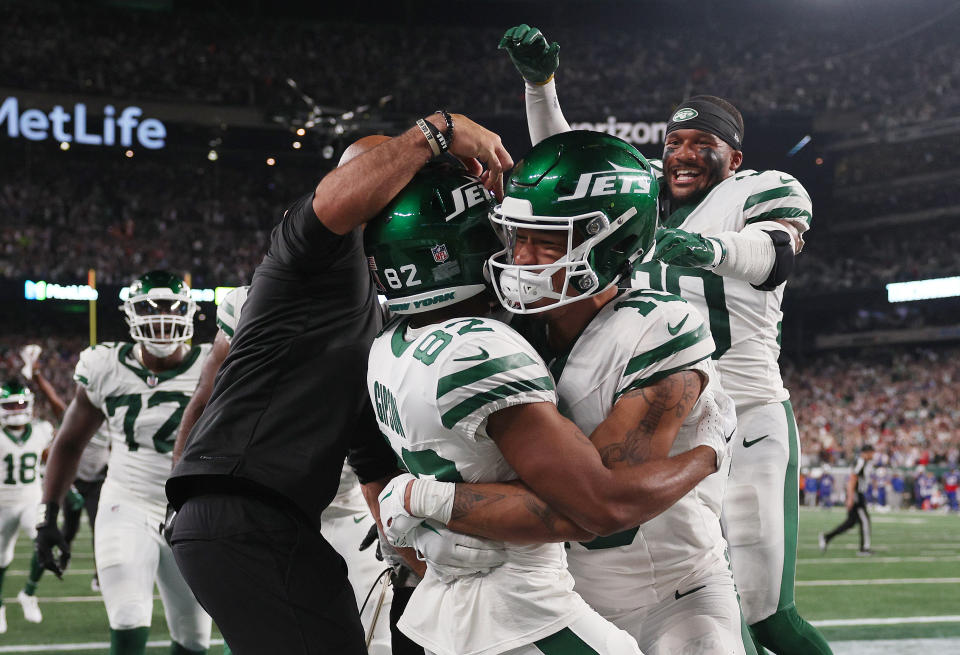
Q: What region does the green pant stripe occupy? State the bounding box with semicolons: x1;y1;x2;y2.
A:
535;627;600;655
779;399;800;611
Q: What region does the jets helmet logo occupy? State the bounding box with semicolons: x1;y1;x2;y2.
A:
556;162;652;202
444;182;492;222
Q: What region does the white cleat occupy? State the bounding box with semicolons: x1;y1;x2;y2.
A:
17;590;42;623
818;532;827;554
91;574;101;592
0;604;7;633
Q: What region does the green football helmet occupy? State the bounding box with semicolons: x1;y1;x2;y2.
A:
121;270;197;357
0;381;34;428
364;161;501;315
488;130;659;314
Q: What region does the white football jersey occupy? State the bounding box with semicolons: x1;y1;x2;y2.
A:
215;285;250;344
558;290;731;610
0;419;54;502
367;315;590;655
635;165;812;409
75;342;210;511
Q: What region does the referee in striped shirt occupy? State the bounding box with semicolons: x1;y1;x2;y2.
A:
820;444;875;555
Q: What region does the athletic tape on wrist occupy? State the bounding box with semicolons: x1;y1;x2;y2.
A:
409;479;456;525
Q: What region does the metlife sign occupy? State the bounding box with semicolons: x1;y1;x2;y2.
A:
0;96;167;149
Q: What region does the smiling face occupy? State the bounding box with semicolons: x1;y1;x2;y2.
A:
662;128;743;204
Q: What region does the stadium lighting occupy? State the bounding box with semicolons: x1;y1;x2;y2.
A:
787;135;811;157
887;276;960;302
266;157;276;166
207;150;218;161
124;150;134;158
322;145;334;159
296;128;306;136
292;141;302;149
59;141;70;151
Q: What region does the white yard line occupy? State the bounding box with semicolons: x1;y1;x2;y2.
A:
0;639;224;653
799;577;960;586
813;616;960;627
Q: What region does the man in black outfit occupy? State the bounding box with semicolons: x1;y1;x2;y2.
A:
819;444;875;556
162;112;512;654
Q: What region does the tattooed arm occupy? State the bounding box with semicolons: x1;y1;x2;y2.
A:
396;371;718;543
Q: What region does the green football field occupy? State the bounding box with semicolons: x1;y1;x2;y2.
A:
0;507;957;653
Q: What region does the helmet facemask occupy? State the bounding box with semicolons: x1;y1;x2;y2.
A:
123;288;196;357
486;131;658;315
0;384;34;428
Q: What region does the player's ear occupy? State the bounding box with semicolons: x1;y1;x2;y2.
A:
729;149;743;172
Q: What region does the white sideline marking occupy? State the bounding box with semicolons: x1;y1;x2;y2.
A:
798;577;960;587
6;568;97;575
0;639;224;653
798;555;960;564
2;595;157;603
812;616;960;627
833;638;960;654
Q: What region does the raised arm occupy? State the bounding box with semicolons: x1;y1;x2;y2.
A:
314;113;512;234
500;24;571;145
34;370;67;422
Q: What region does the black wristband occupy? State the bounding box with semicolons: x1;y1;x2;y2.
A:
37;501;60;528
435;110;454;145
424;117;449;153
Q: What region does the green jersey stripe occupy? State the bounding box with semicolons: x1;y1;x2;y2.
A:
623;323;710;376
744;207;812;225
440;376;554;429
220;301;235;318
74;374;89;385
436;352;538;399
534;626;600;655
215;317;235;338
615;353;712;400
743;186;806;211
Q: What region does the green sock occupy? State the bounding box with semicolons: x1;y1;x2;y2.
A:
110;627;150;655
170;641;206;654
23;552;43;596
752;605;833;655
747;624;767;654
223;645;232;655
0;565;6;606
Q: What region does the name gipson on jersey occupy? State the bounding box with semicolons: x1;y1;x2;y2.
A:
373;381;406;437
556;163;652;202
444;181;492;221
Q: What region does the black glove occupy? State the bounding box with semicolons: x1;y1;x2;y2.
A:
359;521;383;561
35;502;70;579
160;504;177;547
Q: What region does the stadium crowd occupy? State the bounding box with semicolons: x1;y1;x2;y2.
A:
2;0;959;129
785;345;960;469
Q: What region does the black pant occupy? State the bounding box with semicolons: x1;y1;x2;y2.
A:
824;494;871;551
170;493;367;655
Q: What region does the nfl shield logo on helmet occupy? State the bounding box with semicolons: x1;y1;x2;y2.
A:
431;244;449;263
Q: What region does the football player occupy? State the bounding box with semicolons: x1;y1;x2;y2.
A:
36;271;212;655
368;150;735;655
0;381;54;632
499;25;830;655
24;345;110;592
379;132;749;655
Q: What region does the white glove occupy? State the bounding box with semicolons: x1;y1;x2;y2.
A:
412;523;506;582
19;344;41;380
694;390;737;470
378;473;421;548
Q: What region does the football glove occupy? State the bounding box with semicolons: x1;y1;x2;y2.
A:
412;523;506;582
378;473;422;548
654;228;719;269
35;502;70;579
19;344;41;380
159;504;177;547
498;24;560;84
694;390;737;471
